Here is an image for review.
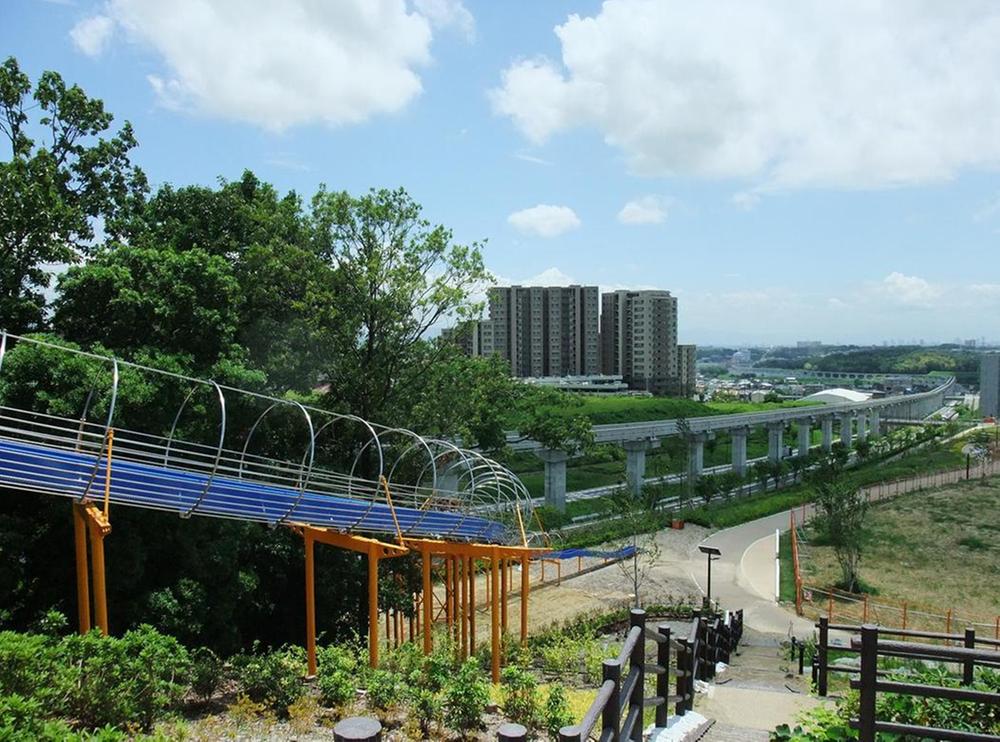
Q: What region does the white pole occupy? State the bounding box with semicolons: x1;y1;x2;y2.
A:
774;528;781;602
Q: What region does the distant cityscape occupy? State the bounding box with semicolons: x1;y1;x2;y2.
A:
443;286;696;397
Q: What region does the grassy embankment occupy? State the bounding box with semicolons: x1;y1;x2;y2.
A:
792;475;1000;621
510;396;820;498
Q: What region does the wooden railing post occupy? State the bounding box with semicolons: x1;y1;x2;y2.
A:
629;610;645;742
963;627;975;686
602;659;622;742
857;625;878;742
656;624;671;728
818;616;829;697
675;636;689;717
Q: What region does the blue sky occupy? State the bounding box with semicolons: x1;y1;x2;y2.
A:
5;0;1000;345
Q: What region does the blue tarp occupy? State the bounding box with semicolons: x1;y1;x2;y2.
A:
539;545;638;560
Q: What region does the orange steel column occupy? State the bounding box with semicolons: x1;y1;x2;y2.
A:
72;504;91;634
468;557;476;654
452;556;461;646
490;549;501;682
304;530;317;676
520;555;529;646
500;557;508;634
368;545;380;668
422;548;432;654
459;555;468;658
87;517;109;636
445;556;454;630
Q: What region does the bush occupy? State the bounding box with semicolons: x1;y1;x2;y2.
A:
317;645;359;708
544;684;574;739
0;693;74;742
410;687;442;738
189;647;224;701
57;625;191;730
365;669;402;711
230;644;306;714
0;631;60;701
444;659;490;738
500;665;539;728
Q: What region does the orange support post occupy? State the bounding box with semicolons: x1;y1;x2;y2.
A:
83;506;111;636
304;530;317;677
422;548;432;655
368;545;380;668
500;557;508;634
72;504;91;634
445;556;454;630
459;556;468;658
520;555;529;646
468;557;476;654
490;549;501;683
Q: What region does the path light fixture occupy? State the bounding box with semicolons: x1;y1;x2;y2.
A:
698;544;722;609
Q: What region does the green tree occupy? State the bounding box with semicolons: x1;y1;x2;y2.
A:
609;487;662;607
809;458;868;592
0;57;145;332
310;186;489;425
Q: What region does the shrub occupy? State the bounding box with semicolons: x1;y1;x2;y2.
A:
544;684;574;739
0;631;60;701
365;669;402;711
410;687;442;738
286;694;320;735
444;659;490;739
57;625;191;730
317;645;358;708
230;644;306;714
500;665;539;728
0;693;73;742
189;647;224;701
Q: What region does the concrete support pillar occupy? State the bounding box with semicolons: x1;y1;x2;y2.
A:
869;410;881;437
821;416;834;452
797;419;812;458
623;438;660;497
839;413;853;448
767;422;786;462
730;427;749;477
689;434;706;479
856;411;868;442
535;449;568;513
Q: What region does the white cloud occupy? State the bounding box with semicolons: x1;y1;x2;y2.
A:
507;204;580;238
70;14;113;56
879;272;942;307
617;195;671;224
514;152;552;166
413;0;475;41
491;2;1000;189
73;0;473;131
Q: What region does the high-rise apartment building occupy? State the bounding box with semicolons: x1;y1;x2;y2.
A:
479;285;599;377
981;352;1000;418
676;344;697;397
601;289;690;394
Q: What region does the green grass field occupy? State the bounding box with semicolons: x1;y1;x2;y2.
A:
541;395;819;426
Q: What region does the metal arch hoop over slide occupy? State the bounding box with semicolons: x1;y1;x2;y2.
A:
0;331;544;681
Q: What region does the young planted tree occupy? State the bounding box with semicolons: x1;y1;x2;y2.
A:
809;459;869;593
609;487;662;608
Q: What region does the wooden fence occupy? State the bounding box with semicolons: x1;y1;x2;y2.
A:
814;616;1000;698
850;624;1000;742
546;608;743;742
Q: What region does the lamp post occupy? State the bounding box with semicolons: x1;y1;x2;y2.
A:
698;545;722;609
